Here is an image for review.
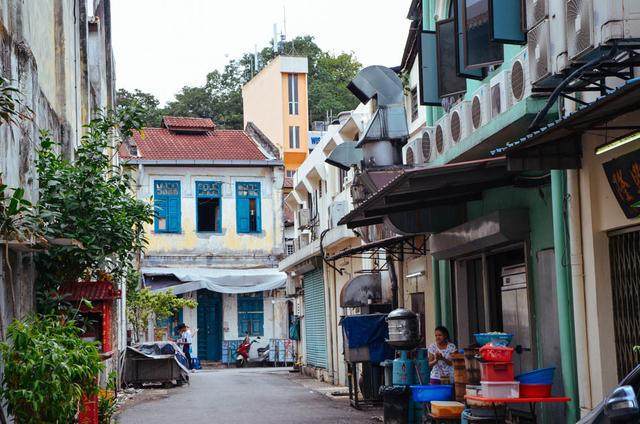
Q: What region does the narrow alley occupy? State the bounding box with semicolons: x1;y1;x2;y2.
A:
117;368;379;424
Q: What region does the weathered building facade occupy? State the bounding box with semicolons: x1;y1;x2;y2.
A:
120;116;290;362
0;0;116;344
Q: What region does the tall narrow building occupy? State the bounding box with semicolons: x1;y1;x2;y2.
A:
242;56;310;179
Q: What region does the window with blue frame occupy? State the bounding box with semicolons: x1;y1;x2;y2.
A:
196;181;222;232
154;180;181;233
236;182;261;233
237;292;264;336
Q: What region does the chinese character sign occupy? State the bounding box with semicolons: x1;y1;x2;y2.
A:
603;148;640;219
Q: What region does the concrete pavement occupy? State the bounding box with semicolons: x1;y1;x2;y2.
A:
117;367;382;424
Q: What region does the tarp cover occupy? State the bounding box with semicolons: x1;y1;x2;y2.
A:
340;314;394;363
131;341;189;370
142;267;286;294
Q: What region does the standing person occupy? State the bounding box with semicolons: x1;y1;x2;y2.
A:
427;326;456;385
176;323;193;371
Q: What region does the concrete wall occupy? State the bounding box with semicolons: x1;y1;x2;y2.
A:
242;57;287;153
139;165;285;267
577;131;640;409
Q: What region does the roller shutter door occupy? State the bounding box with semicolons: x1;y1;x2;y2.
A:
303;269;327;368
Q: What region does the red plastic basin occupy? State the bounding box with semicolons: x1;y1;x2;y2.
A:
520;384;552;398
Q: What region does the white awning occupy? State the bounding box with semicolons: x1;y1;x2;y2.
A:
142;267;287;295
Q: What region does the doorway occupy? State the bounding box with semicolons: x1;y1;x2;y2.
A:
197;290;222;361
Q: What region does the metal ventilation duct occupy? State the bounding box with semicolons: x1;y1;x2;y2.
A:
339;273;382;307
347;66;409;168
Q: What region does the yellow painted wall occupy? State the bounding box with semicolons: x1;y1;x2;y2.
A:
242;59;285;153
138;165;284;266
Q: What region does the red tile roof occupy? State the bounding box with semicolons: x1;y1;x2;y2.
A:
119;117;268;162
60;281;121;301
162;116;215;130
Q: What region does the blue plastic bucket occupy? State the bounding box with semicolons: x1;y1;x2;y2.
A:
516;367;555;385
410;385;453;402
473;333;513;347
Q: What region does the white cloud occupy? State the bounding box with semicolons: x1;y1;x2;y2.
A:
111;0;410;105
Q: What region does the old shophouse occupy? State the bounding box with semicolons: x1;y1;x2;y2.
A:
120;116;291;362
280;1;640;422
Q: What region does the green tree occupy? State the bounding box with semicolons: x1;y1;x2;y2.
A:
35;106;154;296
127;288;197;343
125;35;361;130
116;88;164;127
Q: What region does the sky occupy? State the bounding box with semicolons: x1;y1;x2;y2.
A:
111;0;410;105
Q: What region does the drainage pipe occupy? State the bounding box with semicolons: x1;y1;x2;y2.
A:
567;169;593;413
432;257;441;326
551;170;579;424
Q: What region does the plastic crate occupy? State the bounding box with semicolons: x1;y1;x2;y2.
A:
480;381;519;399
480;362;514;382
410;384;454;402
479;345;514;362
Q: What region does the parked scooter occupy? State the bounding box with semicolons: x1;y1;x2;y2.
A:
236;335;270;367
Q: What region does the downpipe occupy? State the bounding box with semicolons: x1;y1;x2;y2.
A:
567;169;593;413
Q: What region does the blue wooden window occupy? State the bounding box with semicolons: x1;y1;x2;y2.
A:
236;182;261;233
154;180;181;233
237;292;264;336
195;181;222;233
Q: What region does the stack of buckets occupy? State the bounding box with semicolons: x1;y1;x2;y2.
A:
391;349;430;423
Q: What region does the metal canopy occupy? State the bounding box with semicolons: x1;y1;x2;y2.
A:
429;209;530;260
325;235;425;263
497;77;640;171
339;273;383;307
339;157;513;231
324;141;363;171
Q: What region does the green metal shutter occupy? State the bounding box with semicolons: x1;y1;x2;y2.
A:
303;269;327;368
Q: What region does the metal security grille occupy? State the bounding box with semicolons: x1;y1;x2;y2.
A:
303;269;327;368
609;227;640;379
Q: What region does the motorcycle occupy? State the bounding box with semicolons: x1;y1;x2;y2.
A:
236;335;270;367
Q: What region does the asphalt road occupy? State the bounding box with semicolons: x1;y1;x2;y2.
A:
117;368;381;424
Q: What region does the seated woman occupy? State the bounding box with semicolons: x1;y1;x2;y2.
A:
427;326;456;385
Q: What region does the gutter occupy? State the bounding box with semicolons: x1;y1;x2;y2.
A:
121;158;284;167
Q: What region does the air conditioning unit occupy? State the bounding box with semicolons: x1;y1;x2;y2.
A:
329;201;348;228
419;127;435;163
566;0;640;61
470;84;491;131
434;115;451;157
285;276;298;297
508;49;532;104
402;138;422;166
449;101;473;144
526;0;549;31
489;71;511;119
296;208;310;228
296;232;311;249
527;19;552;85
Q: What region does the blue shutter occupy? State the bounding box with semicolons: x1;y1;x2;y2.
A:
255;196;262;233
237;198;250;233
237;293;264;336
154;180;181;233
490;0;526;44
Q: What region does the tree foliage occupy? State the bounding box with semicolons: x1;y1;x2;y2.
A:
116;89;164;127
127;288;197;343
35;106;154;294
118;35;361;129
0;314;103;423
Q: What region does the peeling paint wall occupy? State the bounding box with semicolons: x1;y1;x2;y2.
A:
139;165;285;267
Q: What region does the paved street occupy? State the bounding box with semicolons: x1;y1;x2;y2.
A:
117;368;381;424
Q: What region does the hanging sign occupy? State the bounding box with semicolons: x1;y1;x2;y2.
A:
603;148;640;219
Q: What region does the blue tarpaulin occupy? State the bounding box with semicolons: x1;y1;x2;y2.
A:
340;314;394;363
